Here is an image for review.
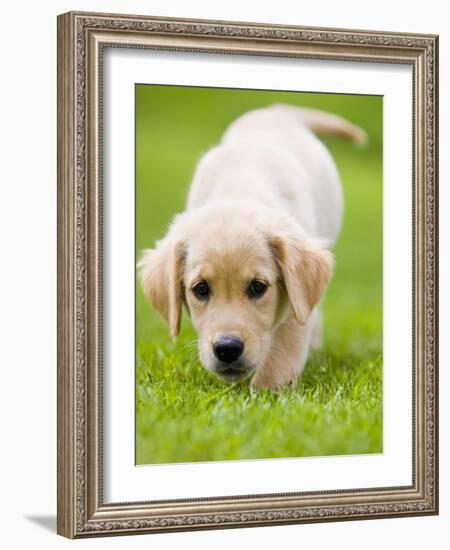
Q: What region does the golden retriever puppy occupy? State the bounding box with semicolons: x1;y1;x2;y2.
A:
139;104;366;388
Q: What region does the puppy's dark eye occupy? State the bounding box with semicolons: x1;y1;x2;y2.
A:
192;280;210;301
247;279;268;299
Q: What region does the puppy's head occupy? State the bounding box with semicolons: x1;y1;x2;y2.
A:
138;205;333;383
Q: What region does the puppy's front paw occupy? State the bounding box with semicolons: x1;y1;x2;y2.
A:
251;369;296;390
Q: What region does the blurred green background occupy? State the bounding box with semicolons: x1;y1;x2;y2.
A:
136;85;383;464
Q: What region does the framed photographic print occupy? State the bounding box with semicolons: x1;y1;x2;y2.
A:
57;11;439;538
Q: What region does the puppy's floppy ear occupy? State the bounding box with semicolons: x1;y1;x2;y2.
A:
270;234;334;325
138;238;185;338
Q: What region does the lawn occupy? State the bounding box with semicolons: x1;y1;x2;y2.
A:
135;85;383;464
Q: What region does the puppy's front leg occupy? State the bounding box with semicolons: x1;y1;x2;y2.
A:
251;314;314;389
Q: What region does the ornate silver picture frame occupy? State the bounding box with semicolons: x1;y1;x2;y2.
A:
57;11;438;538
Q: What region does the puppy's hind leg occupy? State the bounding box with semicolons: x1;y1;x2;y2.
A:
310;308;323;350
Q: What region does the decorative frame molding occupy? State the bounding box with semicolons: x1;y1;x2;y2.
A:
57;11;438;538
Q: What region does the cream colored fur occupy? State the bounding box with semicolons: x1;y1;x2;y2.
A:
139;104;365;388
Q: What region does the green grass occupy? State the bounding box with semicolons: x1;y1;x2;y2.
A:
135;85;383;464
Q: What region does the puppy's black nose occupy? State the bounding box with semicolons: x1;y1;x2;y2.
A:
213;336;244;364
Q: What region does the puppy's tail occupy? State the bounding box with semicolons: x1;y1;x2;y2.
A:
271;104;368;146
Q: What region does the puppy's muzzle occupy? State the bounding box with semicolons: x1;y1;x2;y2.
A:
212;336;253;382
213;336;244;364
